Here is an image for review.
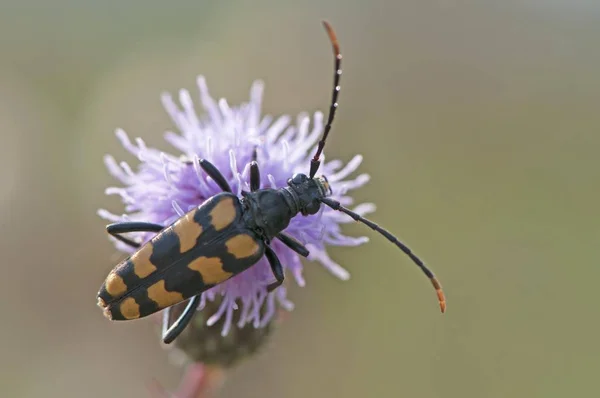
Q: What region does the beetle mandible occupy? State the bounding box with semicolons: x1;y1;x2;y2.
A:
97;21;446;344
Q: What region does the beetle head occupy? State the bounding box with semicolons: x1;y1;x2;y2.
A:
287;173;332;215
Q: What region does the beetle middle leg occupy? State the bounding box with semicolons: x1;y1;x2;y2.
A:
106;221;164;248
276;232;309;257
264;245;285;292
162;295;202;344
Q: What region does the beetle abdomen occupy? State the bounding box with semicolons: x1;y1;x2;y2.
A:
98;192;267;321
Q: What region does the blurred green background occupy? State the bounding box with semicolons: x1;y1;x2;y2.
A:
2;0;600;397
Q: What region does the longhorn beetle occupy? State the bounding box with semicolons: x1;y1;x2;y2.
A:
97;21;446;344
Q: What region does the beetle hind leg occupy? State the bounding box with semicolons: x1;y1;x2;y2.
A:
264;245;285;292
106;221;164;248
162;295;202;344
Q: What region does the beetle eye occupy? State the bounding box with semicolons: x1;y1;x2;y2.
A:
304;200;321;215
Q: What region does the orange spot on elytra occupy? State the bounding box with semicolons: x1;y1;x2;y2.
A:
147;280;184;309
131;243;157;278
105;272;127;297
209;197;236;231
119;297;140;319
173;211;203;253
225;234;260;259
188;256;232;285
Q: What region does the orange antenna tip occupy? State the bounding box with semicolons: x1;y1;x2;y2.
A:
431;277;446;313
321;20;340;57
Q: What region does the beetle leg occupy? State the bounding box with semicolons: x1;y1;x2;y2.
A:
198;159;232;193
276;232;309;257
250;160;260;192
161;307;171;337
106;221;164;248
162;295;202;344
264;245;285;292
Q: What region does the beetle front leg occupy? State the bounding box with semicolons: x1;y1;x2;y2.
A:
250;160;260;192
198;159;232;193
264;245;285;292
106;221;164;248
162;295;202;344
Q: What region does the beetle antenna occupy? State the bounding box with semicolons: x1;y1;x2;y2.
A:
320;197;446;313
309;20;342;179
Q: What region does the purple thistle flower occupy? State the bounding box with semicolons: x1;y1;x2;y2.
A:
98;76;374;335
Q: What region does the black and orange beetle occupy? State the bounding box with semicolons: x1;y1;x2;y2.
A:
97;21;446;344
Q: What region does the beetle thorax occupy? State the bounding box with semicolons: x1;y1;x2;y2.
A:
241;189;294;240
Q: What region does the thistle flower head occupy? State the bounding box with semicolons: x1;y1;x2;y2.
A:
165;297;277;368
99;76;374;335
